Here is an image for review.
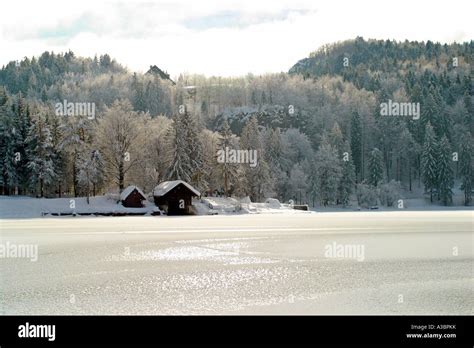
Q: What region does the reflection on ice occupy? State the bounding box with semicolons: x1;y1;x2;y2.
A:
106;243;279;265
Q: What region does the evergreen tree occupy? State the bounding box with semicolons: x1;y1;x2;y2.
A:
166;113;193;182
367;147;384;187
337;141;355;206
421;123;439;202
217;119;239;196
15;94;31;193
459;132;473;205
0;90;21;194
437;135;454;205
398;128;419;191
26;108;56;197
131;73;146;112
350;111;362;182
59;111;90;197
48;112;66;197
421;86;443;137
314;137;341;206
181;110;207;191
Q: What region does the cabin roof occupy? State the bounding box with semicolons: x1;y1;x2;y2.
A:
153;180;200;197
120;185;146;201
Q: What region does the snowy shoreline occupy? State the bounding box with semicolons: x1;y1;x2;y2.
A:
0;196;471;219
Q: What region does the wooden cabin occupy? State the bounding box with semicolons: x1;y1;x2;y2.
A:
153;180;200;215
120;185;147;208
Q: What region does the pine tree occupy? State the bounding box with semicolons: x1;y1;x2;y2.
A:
47;112;67;197
166;113;193;182
26;108;56;197
337;141;355;206
399;128;419;191
181;110;207;191
131;73;146;112
463;92;473;135
350;111;362;182
437;135;454;205
459;132;473;205
421;123;439;202
217;119;239;196
314;137;341;206
367;147;384;187
60;111;90;197
0;89;21;194
421;86;443;137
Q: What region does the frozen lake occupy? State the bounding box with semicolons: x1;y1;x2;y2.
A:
0;211;472;314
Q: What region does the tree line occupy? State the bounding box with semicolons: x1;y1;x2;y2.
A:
0;38;472;206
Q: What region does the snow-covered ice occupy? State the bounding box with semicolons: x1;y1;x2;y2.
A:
0;210;472;315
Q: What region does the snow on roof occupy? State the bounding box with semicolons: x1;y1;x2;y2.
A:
153;180;200;197
120;185;146;201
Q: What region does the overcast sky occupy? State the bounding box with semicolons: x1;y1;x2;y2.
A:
0;0;472;77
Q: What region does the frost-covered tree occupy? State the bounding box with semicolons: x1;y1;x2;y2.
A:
26;108;56;197
350;111;363;182
337;141;355;206
280;128;314;173
48;112;67;197
329;122;344;156
137;116;172;192
398;128;419;191
0;91;32;195
240;116;273;202
182;110;207;191
77;148;104;203
59;112;91;197
165;110;207;191
96;99;144;191
437;135;453;206
379;180;401;207
356;183;378;208
0;90;19;194
421;123;439;202
367;147;384;187
459;132;473;205
314;138;341;206
166;113;193;182
217;119;239;196
288;163;309;204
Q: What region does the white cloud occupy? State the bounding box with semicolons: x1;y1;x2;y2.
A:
0;0;472;77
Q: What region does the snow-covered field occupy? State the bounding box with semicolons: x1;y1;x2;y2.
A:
0;211;472;315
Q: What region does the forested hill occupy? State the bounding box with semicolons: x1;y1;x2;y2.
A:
289;37;473;95
0;51;127;96
0;51;175;116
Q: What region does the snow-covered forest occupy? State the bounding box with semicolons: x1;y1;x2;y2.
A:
0;38;472;207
